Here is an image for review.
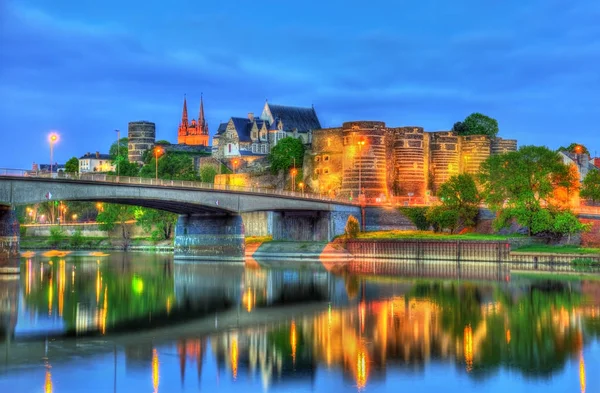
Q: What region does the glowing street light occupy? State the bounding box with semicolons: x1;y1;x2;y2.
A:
232;158;239;174
49;132;59;176
72;214;78;223
298;182;304;195
154;146;164;181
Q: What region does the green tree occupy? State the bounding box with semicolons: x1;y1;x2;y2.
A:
344;215;360;238
427;174;480;233
268;137;305;175
134;207;177;241
581;169;600;203
139;153;199;180
454;113;499;138
97;203;136;249
109;137;129;158
558;143;589;155
64;157;79;174
479;145;579;236
199;165;217;183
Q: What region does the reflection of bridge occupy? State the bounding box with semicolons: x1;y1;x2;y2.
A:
0;172;360;261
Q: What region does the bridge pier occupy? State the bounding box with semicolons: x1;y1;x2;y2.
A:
272;211;331;241
0;206;19;274
174;213;245;262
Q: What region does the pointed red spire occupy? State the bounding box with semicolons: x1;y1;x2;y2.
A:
198;93;207;135
181;94;188;126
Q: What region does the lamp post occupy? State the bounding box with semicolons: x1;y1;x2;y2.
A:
154;146;163;181
290;158;298;193
115;129;120;177
357;139;366;200
49;133;58;176
299;182;304;196
233;159;239;174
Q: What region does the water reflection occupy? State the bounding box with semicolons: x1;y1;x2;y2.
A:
0;254;599;392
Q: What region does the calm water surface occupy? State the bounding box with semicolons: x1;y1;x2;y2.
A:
0;252;599;392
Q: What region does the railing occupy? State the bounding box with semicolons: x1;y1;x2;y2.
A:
0;168;360;206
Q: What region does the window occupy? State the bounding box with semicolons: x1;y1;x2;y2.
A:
343;137;348;145
252;132;257;140
228;144;232;153
315;156;321;163
323;155;330;162
324;168;330;174
327;137;331;147
315;168;322;175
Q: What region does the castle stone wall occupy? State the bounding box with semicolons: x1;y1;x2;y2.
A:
491;138;518;155
128;121;156;163
460;135;491;175
429;131;460;193
394;126;426;197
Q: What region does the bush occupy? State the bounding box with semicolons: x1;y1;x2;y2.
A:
47;226;66;248
345;215;360;238
70;229;84;248
399;207;431;230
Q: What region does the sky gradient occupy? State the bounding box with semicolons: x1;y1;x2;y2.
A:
1;0;599;168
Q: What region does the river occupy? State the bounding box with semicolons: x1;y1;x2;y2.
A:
0;251;599;392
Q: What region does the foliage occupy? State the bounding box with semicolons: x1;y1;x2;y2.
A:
426;174;480;233
155;140;171;145
139;153;200;181
399;207;431;230
64;157;79;173
345;215;360;238
581;169;600;203
47;226;66;248
268;137;305;175
109;137;129;158
558;143;589;155
453;113;499;138
70;229;84;248
199;165;217;183
97;203;136;248
354;230;517;241
134;207;177;241
479;145;581;237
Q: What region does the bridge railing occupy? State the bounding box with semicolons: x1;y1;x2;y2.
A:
0;168;361;206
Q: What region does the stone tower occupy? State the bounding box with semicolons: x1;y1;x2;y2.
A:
429;131;460;193
128;121;156;163
393;127;427;197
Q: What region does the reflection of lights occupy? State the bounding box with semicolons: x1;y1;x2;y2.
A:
506;329;511;344
464;325;473;372
26;260;31;295
291;320;297;365
58;260;65;317
96;268;101;304
166;297;172;315
231;337;238;380
580;352;586;393
359;301;366;334
100;286;108;335
242;287;254;312
132;276;144;294
48;276;53;316
356;348;368;390
44;368;53;393
152;348;160;393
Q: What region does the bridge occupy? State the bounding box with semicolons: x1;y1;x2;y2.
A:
0;170;360;262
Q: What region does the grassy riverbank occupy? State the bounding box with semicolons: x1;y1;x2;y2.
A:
352;230;520;241
512;244;600;254
19;236;173;251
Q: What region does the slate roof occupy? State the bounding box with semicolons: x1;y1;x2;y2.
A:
267;104;321;132
79;153;112;160
216;122;228;135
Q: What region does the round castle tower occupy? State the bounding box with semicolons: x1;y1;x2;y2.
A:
340;121;388;200
394;127;426;197
429;131;460;193
128;121;156;163
460;135;491;175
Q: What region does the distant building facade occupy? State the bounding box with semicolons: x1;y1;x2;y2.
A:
558;150;592;182
177;95;209;146
212;101;321;160
306;121;518;200
78;152;114;173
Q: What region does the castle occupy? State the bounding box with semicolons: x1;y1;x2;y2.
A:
177;95;209;146
306;121;517;200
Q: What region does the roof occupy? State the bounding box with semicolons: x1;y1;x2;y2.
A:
216;122;228;135
79;153;112;160
265;103;321;132
231;117;252;141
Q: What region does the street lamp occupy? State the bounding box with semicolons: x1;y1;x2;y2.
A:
291;166;298;193
72;214;77;223
357;138;366;200
232;158;239;174
154;146;163;181
115;129;120;177
298;182;304;195
49;132;59;176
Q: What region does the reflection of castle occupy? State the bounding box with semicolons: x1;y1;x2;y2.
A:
306;121;517;199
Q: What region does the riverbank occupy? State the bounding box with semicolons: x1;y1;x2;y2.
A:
19;236;174;252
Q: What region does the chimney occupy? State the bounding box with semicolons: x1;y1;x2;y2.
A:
96;151;100;158
248;112;254;121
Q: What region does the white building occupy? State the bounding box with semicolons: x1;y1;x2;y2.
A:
78;152;114;173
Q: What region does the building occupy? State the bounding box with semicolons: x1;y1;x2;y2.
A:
29;162;65;174
78;152;114;173
177;95;209;146
306;121;518;200
558;150;592;182
128;121;156;163
212;101;321;160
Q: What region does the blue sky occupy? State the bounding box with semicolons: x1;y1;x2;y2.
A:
1;0;599;168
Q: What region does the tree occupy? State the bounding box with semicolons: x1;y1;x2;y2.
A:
479;145;580;236
64;157;79;174
134;207;177;241
268;137;305;175
199;165;217;183
344;215;360;238
97;203;136;249
558;143;589;156
453;113;499;138
109;137;129;158
581;169;600;204
108;137;140;177
427;174;480;233
139;153;200;181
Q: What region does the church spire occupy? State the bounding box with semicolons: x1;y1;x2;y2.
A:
198;93;208;135
181;94;188;126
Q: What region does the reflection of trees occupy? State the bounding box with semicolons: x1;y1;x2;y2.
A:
22;258;174;334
